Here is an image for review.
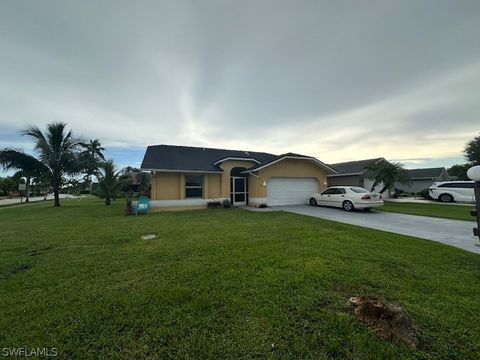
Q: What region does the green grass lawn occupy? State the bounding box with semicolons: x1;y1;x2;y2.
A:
1;198;480;359
378;201;474;221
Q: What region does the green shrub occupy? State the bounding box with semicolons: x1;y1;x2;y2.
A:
207;201;222;209
420;188;432;199
222;199;231;208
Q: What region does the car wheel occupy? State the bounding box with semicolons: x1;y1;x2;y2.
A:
439;193;454;203
309;197;317;206
342;200;354;212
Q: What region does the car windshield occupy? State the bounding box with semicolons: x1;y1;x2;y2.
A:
349;187;369;193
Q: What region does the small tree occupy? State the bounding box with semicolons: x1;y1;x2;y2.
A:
33;174;52;200
80;139;105;191
97;160;123;205
0;176;18;197
448;163;470;180
120;167;151;197
137;171;151;197
367;161;410;194
464;134;480;165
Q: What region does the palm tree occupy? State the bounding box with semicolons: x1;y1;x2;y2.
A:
0;148;47;202
80;139;105;191
97;160;123;205
22;122;82;207
367;161;410;194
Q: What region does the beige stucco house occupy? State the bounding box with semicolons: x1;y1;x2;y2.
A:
140;145;337;209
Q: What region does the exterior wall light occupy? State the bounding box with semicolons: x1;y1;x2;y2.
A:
262;180;266;187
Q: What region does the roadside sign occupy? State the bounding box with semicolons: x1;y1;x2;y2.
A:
18;184;26;191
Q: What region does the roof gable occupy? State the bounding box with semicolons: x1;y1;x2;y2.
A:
244;153;337;174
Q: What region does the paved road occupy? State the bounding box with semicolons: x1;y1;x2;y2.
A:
0;194;79;207
274;205;479;254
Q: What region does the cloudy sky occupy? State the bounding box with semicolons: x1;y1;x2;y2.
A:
1;0;479;172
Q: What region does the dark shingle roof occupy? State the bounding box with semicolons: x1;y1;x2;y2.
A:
140;145;277;172
328;158;384;175
406;167;446;180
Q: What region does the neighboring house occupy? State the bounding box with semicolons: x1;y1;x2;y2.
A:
327;158;390;198
395;167;450;194
140;145;337;209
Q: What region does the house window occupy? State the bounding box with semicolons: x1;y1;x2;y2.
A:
185;175;203;198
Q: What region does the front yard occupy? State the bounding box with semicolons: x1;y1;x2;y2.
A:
1;198;480;359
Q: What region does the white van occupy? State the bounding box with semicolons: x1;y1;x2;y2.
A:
429;181;475;203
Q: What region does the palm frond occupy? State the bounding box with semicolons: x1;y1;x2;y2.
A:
0;148;48;176
21;126;53;162
80;139;106;160
367;160;410;192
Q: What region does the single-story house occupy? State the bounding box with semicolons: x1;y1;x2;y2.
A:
327;158;390;198
140;145;337;209
395;167;450;194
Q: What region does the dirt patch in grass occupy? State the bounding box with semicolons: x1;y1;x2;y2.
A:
0;262;32;280
25;245;54;256
349;296;418;349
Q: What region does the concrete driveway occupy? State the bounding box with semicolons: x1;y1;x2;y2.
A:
274;205;480;254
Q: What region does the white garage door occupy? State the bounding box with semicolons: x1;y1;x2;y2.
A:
267;177;319;206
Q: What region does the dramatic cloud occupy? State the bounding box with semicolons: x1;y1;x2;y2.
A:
0;0;479;170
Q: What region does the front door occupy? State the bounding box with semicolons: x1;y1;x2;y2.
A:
231;177;247;206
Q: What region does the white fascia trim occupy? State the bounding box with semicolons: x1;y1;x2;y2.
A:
142;168;223;174
147;198;229;208
245;156;338;174
212;157;261;165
